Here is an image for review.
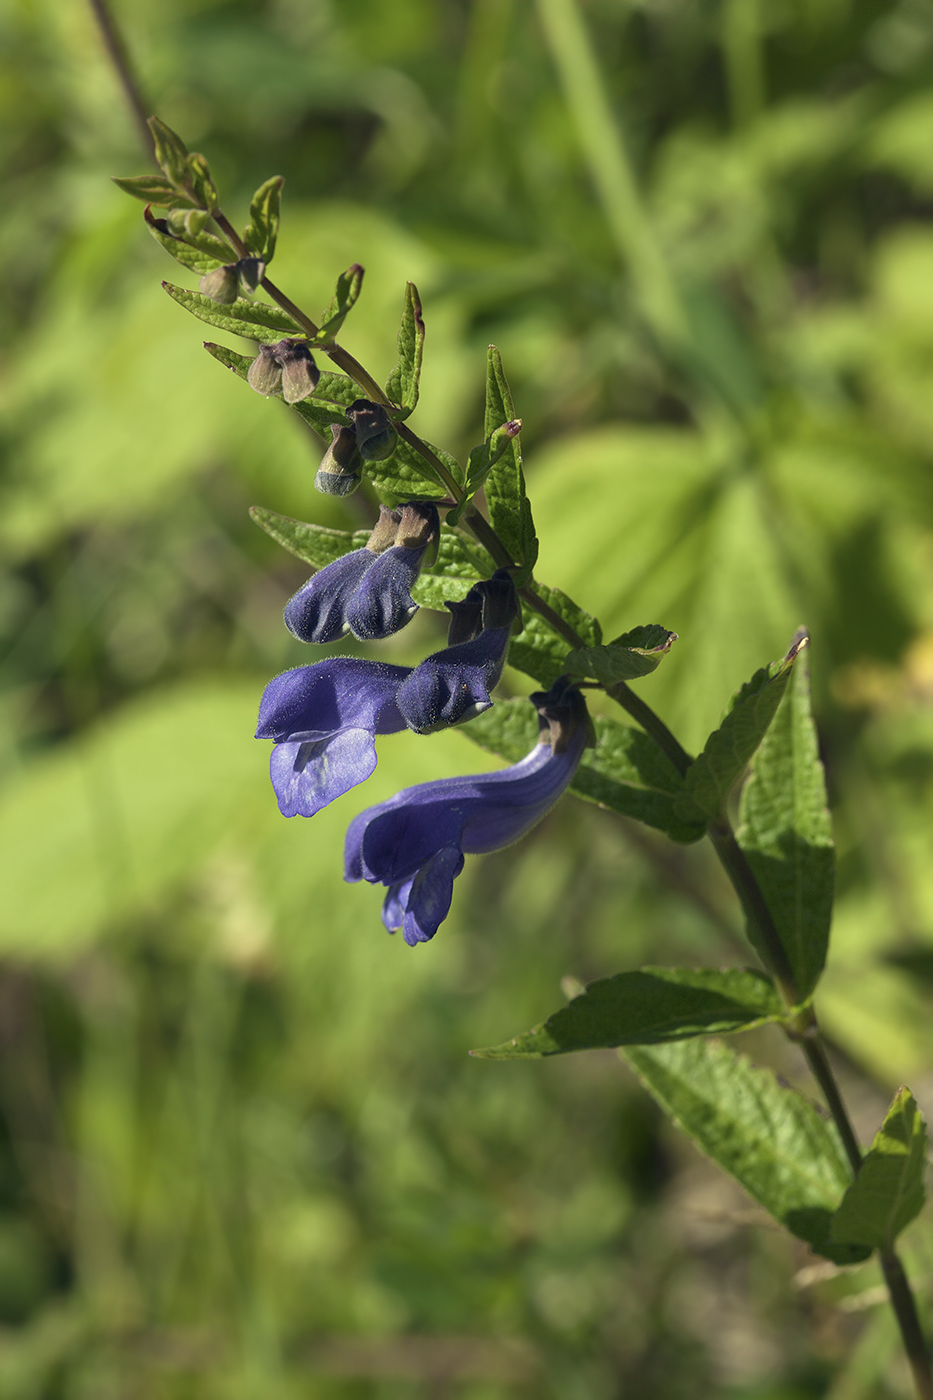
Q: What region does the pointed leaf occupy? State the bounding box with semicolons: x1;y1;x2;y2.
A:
473;967;784;1059
385;282;425;414
112;175;196;210
446;420;523;529
737;639;833;999
482;346;538;581
566;625;679;683
145;208;228;274
185;152;218;212
675;633;807;826
148;117;190;183
163;283;302;340
831;1088;927;1251
243;176;284;263
625;1038;871;1265
505;582;602;687
464;700;705;843
316;265;364;340
248;510;370;567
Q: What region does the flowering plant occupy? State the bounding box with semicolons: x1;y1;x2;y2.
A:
114;115;933;1394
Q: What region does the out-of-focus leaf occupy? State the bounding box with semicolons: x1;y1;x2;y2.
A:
565;625;679;683
385;282;425;415
316;264;365;340
185;152;218;212
625;1038;871;1265
482;346;537;583
148;116;190;184
473;967;783;1058
112;175;196;209
675;634;807;826
737;640;833;1000
163;282;302;340
831;1088;927;1251
243;176;284;263
145;207;228;274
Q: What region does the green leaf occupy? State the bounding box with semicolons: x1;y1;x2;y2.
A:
248;509;369;567
148;117;190;184
243;176;284;264
565;625;679;683
736;638;833;1000
482;346;538;582
674;633;807;826
185;152;218;212
625;1038;872;1265
144;208;229;274
446;420;523;529
506;582;601;688
112;174;197;210
163;283;302;341
463;700;705;843
370;432;458;501
410;532;492;610
473;967;784;1058
385;282;425;415
831;1088;927;1251
316;265;365;340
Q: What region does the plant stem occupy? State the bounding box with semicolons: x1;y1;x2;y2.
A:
880;1249;933;1400
605;680;693;779
87;0;154;158
706;820;800;1006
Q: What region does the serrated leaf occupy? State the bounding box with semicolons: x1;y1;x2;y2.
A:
674;633;807;826
148;117;190;184
506;582;601;688
145;208;227;274
625;1038;871;1265
112;175;196;210
463;700;705;843
566;625;679;683
482;346;538;581
474;967;784;1058
410;532;491;610
316;265;364;340
370;432;459;501
447;420;522;529
831;1088;927;1251
163;283;302;341
248;509;370;567
243;176;284;264
736;640;833;1000
385;282;425;414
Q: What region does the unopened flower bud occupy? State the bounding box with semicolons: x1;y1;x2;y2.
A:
199;263;239;304
365;505;403;555
237;257;265;294
315;425;363;497
247;343;283;397
346;400;396;462
394;501;439;551
275;339;320;404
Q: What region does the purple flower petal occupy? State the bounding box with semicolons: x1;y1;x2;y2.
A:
344;543;426;641
284;549;375;644
395;627;512;734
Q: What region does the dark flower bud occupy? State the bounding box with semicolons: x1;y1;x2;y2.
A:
315;425;363;497
247;343;283;397
346;400;396;462
275;338;320;404
237;257;265;293
199;263;239;304
365;505;404;555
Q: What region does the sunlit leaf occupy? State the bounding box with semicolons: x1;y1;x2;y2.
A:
831;1088;927;1251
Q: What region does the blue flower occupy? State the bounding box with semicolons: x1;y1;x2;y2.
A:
344;679;592;945
256;658;411;817
396;571;520;733
284;503;439;645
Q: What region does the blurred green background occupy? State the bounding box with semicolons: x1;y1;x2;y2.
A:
2;0;933;1394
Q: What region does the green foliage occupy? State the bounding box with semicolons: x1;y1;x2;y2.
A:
626;1038;872;1266
163;281;302;340
385;280;425;415
149;116;191;186
737;642;834;1000
675;635;806;826
506;580;602;686
831;1089;928;1252
316;263;364;340
111;173;196;209
243;174;283;263
248;508;370;568
482;346;538;584
474;967;784;1058
565;625;679;683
